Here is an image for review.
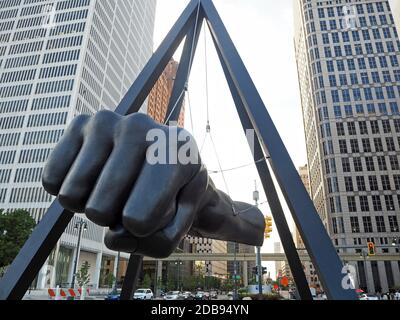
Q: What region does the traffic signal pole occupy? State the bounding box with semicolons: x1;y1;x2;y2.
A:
254;182;263;295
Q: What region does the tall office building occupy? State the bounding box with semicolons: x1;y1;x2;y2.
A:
294;0;400;293
389;0;400;34
0;0;156;289
147;58;185;127
227;242;255;285
295;165;321;289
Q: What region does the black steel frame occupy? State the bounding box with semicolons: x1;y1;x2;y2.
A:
0;0;357;300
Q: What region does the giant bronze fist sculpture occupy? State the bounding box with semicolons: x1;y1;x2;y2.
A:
42;111;265;258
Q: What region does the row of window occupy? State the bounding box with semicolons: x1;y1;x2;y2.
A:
19;148;51;164
32;95;71;111
321;28;395;46
0;169;11;184
9;40;43;54
14;167;43;183
22;129;64;146
35;79;74;94
27;112;68;128
0;99;29;114
0;69;36;83
0;115;24;130
332;215;399;235
39;64;77;79
334;119;400;136
0;150;16;165
323;54;398;73
317;2;388;19
8;187;52;203
46;35;83;50
320;103;400;120
343;174;400;192
337;138;400;155
319;14;393;32
327;70;400;90
0;132;20;147
330;192;400;214
43;49;80;64
328;174;399;196
4;54;40;69
339;156;400;174
330;87;399;103
0;83;32;98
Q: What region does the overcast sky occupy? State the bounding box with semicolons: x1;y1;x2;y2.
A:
153;0;306;278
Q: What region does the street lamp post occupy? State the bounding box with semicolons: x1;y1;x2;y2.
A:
70;219;87;289
233;242;239;300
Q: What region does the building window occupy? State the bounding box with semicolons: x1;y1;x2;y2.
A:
342;158;351;173
356;176;366;191
363;217;373;233
345;177;354;192
376;216;386;233
353;158;363;172
388;216;399;232
339;140;348;154
360;196;370;212
381;175;391;191
384;195;395;211
369;176;379;191
372;195;382;211
365;157;375;172
348;197;357;213
351;217;360;233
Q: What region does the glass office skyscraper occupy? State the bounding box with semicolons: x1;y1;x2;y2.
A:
0;0;156;289
294;0;400;293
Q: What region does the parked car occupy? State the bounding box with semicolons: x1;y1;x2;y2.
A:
104;290;121;301
359;293;379;301
164;291;182;300
133;289;154;300
194;291;205;300
180;292;194;300
210;291;218;299
203;292;211;300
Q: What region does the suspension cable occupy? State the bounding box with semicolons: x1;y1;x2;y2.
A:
208;156;270;174
203;22;210;126
186;90;195;135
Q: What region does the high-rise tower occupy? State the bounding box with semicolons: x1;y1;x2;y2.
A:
294;0;400;293
0;0;156;289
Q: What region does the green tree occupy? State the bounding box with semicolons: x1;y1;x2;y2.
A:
0;209;36;268
76;261;91;288
142;273;152;289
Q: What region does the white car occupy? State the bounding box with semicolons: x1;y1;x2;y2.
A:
164;291;182;300
133;289;153;300
359;294;379;301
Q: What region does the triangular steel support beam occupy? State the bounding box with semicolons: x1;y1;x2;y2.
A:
0;0;357;300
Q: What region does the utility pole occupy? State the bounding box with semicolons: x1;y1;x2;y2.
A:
254;181;263;295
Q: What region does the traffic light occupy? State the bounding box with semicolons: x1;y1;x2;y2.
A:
252;267;258;275
262;267;267;275
264;216;273;239
367;242;375;256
